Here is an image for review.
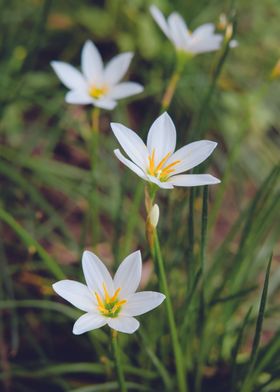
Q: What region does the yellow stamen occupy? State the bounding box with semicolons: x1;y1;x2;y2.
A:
155;152;172;173
110;287;121;303
111;300;127;314
148;149;155;175
89;85;108;99
147;149;181;181
102;282;111;303
95;283;126;317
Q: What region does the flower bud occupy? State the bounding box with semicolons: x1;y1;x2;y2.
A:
149;204;159;228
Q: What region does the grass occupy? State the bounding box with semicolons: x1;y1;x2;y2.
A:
0;0;279;391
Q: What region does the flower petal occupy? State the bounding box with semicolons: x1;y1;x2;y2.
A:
122;291;165;316
109;82;144;100
168;12;189;50
189;35;223;54
110;123;149;169
52;280;95;312
73;312;107;335
65;90;93;105
93;98;117;110
51;61;87;90
108;316;140;334
114;250;142;297
150;5;171;39
81;40;104;84
147;175;174;189
82;251;115;297
192;23;215;38
114;149;147;180
168;140;217;175
147;112;177;164
170;174;220;187
104;52;134;85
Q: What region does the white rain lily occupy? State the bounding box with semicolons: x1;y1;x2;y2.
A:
53;250;165;335
51;40;144;110
111;112;220;189
150;5;224;55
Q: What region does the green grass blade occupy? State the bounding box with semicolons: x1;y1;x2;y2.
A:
240;255;273;392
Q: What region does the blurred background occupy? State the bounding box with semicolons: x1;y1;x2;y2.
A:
0;0;279;391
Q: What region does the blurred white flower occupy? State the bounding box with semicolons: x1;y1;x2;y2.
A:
111;112;220;189
150;5;224;55
51;40;144;110
53;250;165;335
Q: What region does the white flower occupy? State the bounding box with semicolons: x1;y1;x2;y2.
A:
150;5;224;55
111;112;220;189
51;40;144;110
53;250;165;335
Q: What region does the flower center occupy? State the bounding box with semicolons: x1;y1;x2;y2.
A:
95;283;126;318
147;149;181;181
88;85;108;99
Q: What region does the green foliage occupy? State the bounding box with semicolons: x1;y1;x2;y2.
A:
0;0;279;391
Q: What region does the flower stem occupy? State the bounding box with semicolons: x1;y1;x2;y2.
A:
90;107;100;245
153;231;188;392
161;71;181;112
111;330;127;392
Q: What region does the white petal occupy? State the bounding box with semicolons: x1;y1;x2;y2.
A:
189;35;223;54
147;112;177;164
122;291;165;316
82;251;115;297
104;52;134;85
147;175;174;189
108;316;140;334
109;82;144;100
150;5;171;39
52;280;95;312
168;12;189;50
73;312;106;335
110;123;149;169
192;23;215;38
168;140;217;175
170;174;220;187
51;61;87;90
114;250;142;297
65;90;93;105
93;98;117;110
81;40;104;84
114;149;147;180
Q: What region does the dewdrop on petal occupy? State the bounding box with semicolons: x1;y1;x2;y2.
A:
150;204;160;228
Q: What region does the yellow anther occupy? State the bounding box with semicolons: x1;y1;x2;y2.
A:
111;300;127;314
147;149;181;181
155;152;172;172
89;85;108;99
110;287;121;303
102;282;111;303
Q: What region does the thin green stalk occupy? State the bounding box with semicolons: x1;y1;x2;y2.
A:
161;52;188;112
90;107;100;245
187;187;195;290
154;232;188;392
241;255;273;392
195;186;208;392
111;330;127;392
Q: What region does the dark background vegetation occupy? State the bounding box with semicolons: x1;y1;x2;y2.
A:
0;0;279;391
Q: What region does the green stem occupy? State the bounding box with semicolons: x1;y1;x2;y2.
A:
90;107;100;246
154;232;188;392
195;186;208;392
111;330;127;392
161;51;188;112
